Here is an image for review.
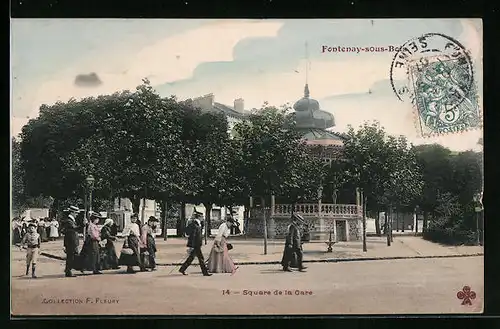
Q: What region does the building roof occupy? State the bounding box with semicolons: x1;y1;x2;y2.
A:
299;128;345;147
293;84;320;112
213;102;246;119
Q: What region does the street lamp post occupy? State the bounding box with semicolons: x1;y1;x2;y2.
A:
85;175;95;237
414;205;420;236
473;194;482;246
360;188;367;252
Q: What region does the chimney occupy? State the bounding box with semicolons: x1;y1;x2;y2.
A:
234;98;244;113
193;93;214;109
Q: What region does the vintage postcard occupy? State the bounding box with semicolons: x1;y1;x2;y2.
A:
10;19;483;316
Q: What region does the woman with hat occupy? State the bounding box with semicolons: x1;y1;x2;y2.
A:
206;218;238;274
12;217;23;245
37;218;49;243
119;213;145;273
140;216;158;271
100;217;119;270
48;217;59;241
78;212;103;274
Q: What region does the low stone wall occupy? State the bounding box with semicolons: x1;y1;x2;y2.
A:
246;215;362;241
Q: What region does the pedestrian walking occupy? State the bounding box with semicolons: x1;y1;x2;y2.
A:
206;218;238;274
100;218;119;270
141;217;158;271
179;211;212;276
79;212;103;274
61;206;80;277
119;213;146;273
281;213;307;272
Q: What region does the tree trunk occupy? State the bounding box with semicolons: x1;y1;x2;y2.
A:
423;211;429;233
390;208;394;243
402;211;405;232
261;196;268;255
385;211;391;246
131;195;141;214
243;205;250;239
396;210;400;232
159;199;168;241
203;203;212;245
49;198;59;219
375;210;381;236
176;202;186;237
415;211;419;236
141;197;146;224
362;195;367;252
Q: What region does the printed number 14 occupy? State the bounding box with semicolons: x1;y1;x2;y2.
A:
223;289;230;295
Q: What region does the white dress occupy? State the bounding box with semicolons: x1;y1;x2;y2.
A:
49;220;59;238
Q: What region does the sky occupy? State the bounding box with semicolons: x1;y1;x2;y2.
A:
11;19;483;151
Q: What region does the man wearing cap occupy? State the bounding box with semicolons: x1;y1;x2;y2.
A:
281;213;307;272
62;206;80;277
179;211;211;276
19;222;41;278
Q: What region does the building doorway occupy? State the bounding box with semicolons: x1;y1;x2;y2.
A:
336;220;347;241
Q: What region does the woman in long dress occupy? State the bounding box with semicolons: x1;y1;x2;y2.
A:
78;213;103;275
119;214;146;273
49;218;59;241
206;219;238;273
100;218;119;270
37;219;48;242
12;218;22;245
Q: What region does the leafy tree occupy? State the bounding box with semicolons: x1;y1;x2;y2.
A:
234;104;323;253
185;109;231;237
12;137;26;215
20;95;110;215
282;143;326;204
342;122;388;236
414;144;454;232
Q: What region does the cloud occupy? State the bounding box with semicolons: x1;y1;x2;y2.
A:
11;18;482;151
11;20;284;137
74;72;102;87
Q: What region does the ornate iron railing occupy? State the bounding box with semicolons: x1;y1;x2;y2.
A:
273;203;360;218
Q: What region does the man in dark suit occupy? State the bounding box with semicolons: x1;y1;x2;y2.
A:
179;212;212;276
62;206;80;277
281;213;307;272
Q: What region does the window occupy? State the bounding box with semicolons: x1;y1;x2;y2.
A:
211;209;222;221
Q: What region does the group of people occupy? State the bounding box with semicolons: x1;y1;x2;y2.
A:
61;206;158;277
16;205;307;279
178;210;240;276
12;216;59;245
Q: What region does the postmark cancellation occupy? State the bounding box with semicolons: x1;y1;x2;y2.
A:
390;33;482;138
408;55;481;137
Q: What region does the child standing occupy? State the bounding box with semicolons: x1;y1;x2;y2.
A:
19;222;41;278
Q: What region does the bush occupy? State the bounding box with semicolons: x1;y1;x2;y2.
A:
423;227;477;245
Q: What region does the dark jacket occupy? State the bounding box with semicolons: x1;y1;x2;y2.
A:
62;215;79;251
100;225;116;245
186;220;203;248
285;223;301;249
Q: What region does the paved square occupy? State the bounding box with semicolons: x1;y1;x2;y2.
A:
11;247;483;315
